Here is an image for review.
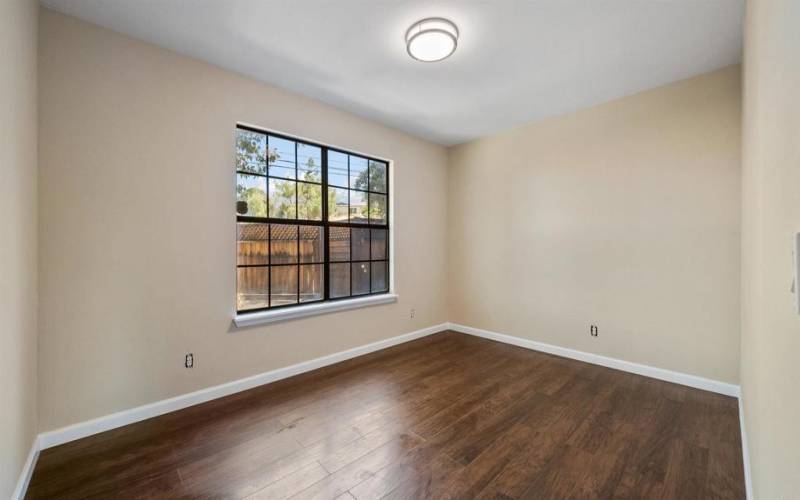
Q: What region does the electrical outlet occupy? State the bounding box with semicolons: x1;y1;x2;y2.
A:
410;308;416;319
590;325;598;337
185;353;194;368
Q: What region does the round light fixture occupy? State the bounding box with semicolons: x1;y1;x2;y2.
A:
405;18;459;62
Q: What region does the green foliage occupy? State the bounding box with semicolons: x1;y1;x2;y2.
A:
269;179;296;219
242;187;267;217
267;168;328;220
369;194;386;223
298;175;322;220
236;130;273;175
369;161;387;192
354;160;387;193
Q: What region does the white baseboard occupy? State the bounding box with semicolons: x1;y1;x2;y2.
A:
11;436;40;500
739;397;754;500
447;323;740;397
38;323;449;450
36;321;741;454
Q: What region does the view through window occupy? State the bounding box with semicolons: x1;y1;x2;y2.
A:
235;125;389;313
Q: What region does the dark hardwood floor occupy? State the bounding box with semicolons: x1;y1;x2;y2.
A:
27;331;745;499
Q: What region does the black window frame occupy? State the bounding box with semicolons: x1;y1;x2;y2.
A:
235;124;390;315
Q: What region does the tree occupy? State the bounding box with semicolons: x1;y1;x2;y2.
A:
244;187;267;216
268;157;327;219
353;160;386;193
236;130;275;175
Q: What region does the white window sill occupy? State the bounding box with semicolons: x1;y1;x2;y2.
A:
234;293;398;327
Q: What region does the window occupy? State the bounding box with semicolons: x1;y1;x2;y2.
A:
235;125;390;314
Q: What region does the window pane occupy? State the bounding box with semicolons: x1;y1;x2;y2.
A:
350;156;368;190
371;261;388;292
235;129;389;312
328;150;348;187
237;174;267;217
297;182;322;220
270;265;298;306
268;136;296;179
352;228;370;261
269;178;296;219
299;226;323;263
350;190;368;224
369;160;387;193
371;229;387;260
298;144;321;182
300;264;324;303
328;187;348;222
329;227;350;262
369;194;387;224
237;223;269;265
352;262;370;295
237;267;268;310
236;130;267;175
330;263;350;298
270;224;297;264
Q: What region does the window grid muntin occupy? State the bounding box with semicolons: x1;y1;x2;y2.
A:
236;125;389;314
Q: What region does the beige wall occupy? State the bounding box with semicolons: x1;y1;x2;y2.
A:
448;66;742;384
37;9;448;432
741;0;800;497
0;0;38;496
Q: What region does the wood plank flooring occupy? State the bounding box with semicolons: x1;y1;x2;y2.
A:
26;331;745;499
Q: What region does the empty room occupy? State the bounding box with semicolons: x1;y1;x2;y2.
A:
3;0;799;498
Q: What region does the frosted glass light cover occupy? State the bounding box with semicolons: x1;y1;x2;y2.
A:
406;18;459;62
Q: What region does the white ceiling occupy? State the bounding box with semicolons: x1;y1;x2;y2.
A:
41;0;745;145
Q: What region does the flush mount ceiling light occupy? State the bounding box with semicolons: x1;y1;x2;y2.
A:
405;18;459;62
